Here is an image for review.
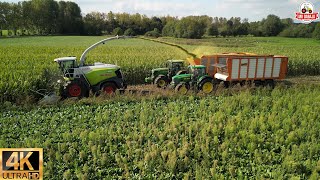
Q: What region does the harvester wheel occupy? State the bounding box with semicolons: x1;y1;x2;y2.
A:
64;81;88;98
154;76;169;88
175;83;189;94
302;8;306;13
199;79;214;94
309;9;312;13
101;82;117;95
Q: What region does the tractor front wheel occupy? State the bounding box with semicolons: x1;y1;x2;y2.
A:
154;76;169;88
199;79;214;94
175;83;189;94
101;82;117;95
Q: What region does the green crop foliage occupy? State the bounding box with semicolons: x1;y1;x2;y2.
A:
1;85;320;179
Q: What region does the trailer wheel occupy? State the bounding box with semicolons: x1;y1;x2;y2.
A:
254;80;263;87
175;83;189;94
199;79;214;94
154;76;169;88
224;81;230;88
265;80;275;89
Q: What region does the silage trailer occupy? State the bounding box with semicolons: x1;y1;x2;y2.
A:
188;53;288;87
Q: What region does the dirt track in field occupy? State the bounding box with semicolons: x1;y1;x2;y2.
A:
125;76;320;92
285;76;320;85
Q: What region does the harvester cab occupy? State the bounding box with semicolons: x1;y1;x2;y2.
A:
54;57;76;77
171;65;214;94
145;60;186;88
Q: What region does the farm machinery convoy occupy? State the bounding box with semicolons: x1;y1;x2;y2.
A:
49;36;288;101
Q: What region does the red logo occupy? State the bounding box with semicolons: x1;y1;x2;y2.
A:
295;1;319;23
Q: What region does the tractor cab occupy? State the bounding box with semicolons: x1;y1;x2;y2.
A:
171;64;213;94
187;65;206;79
167;60;185;78
54;57;77;77
145;59;186;88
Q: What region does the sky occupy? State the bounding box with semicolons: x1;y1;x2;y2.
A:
6;0;320;21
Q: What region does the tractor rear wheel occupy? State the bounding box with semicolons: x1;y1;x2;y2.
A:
101;82;117;95
199;79;214;94
154;76;169;88
175;83;189;94
63;81;89;98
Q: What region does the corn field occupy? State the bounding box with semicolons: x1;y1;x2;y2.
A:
1;36;320;179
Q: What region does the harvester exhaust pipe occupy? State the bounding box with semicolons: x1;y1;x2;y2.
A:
79;35;134;66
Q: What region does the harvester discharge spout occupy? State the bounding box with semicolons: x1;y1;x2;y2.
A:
79;35;133;66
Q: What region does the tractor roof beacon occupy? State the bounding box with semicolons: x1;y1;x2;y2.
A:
54;36;131;99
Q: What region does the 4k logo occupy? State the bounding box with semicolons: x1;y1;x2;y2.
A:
0;148;43;180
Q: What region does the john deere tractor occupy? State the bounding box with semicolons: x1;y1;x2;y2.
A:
54;36;127;98
145;60;186;88
170;65;214;94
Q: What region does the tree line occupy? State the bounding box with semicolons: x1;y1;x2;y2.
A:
1;0;320;39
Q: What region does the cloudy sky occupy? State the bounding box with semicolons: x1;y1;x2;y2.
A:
6;0;320;21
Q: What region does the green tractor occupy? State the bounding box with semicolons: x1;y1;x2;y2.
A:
145;60;186;88
54;36;127;98
170;65;214;94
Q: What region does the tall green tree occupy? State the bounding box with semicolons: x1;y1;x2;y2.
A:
261;14;284;36
175;17;206;39
30;0;59;34
206;23;219;37
0;2;11;36
58;1;83;34
313;23;320;40
21;1;33;35
248;21;263;36
162;20;177;37
83;12;105;35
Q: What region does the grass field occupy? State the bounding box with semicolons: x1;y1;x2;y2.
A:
1;36;320;179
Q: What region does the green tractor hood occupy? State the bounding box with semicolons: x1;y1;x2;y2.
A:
152;68;169;73
145;68;169;83
171;74;192;84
